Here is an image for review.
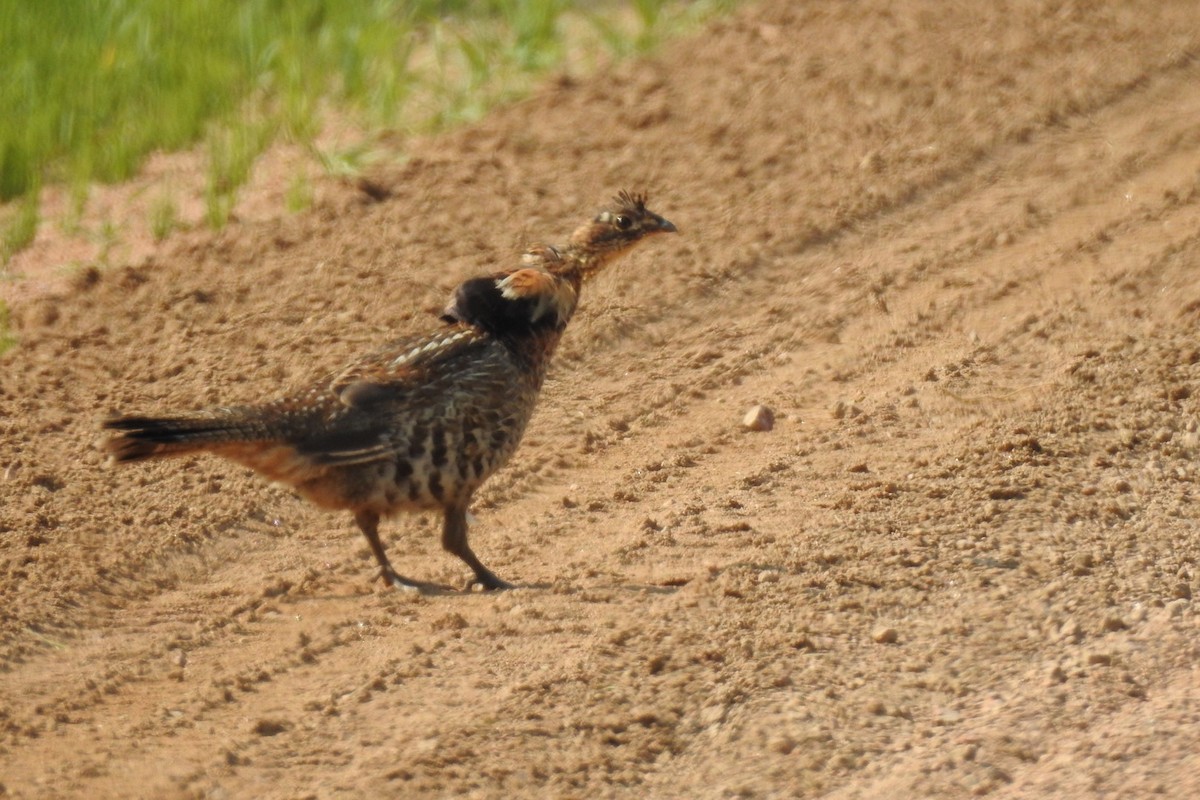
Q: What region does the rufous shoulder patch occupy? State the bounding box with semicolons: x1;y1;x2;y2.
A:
496;268;577;326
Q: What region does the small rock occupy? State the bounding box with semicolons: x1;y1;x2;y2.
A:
1101;616;1126;632
769;734;796;755
872;627;898;644
742;404;775;432
1085;652;1113;667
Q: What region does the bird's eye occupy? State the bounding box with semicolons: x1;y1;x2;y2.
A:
614;215;633;231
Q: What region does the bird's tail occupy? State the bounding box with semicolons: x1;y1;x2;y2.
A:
102;412;264;463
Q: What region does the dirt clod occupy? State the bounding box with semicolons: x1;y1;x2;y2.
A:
252;719;290;737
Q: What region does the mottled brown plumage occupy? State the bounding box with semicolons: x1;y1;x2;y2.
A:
102;192;677;592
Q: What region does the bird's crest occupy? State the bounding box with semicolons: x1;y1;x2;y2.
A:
612;190;648;216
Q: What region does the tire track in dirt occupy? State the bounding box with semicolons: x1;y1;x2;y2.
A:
4;0;1195;647
4;1;1200;797
10;6;1200;756
147;43;1200;796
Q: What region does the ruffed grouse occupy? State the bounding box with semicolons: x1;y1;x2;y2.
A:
103;192;677;592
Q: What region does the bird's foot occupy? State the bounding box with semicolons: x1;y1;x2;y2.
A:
464;571;516;592
380;569;453;596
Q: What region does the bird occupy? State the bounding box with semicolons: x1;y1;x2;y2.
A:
102;191;677;592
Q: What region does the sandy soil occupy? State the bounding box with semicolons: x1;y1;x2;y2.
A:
3;1;1200;797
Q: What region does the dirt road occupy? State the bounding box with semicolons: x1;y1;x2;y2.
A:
2;1;1199;796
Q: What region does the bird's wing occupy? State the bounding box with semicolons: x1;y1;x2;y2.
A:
293;325;494;467
329;325;491;411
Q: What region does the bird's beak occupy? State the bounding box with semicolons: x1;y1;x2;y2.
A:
655;215;678;234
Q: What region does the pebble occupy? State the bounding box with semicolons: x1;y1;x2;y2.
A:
871;627;898;644
769;734;796;755
742;404;775;432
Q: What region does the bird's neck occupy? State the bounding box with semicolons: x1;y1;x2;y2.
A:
550;236;621;286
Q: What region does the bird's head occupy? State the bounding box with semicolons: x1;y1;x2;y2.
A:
564;191;677;279
442;192;677;337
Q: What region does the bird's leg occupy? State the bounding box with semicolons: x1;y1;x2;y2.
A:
442;503;514;591
353;509;438;593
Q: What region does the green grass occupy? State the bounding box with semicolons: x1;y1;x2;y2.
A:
2;191;39;265
0;300;16;357
149;191;178;242
204;114;278;228
0;0;736;245
285;173;313;214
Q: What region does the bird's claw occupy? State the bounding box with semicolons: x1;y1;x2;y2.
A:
465;574;516;592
